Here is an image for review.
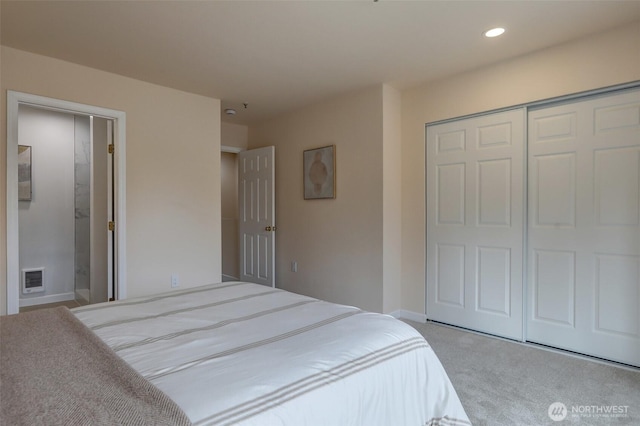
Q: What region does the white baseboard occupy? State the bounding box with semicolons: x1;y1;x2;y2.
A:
222;274;239;282
75;289;91;304
388;309;427;323
19;292;76;307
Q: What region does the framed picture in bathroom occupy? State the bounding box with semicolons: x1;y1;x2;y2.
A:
18;145;32;201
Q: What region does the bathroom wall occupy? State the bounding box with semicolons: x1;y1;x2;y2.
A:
18;105;75;305
74;115;91;303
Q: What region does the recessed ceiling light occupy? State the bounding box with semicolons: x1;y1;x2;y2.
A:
484;27;505;38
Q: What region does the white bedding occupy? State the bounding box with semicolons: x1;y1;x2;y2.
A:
73;282;470;426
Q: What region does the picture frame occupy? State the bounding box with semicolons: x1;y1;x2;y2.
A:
303;145;335;200
18;145;32;201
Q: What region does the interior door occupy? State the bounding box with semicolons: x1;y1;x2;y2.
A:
527;89;640;367
426;109;525;340
238;146;276;287
106;119;115;301
87;116;112;304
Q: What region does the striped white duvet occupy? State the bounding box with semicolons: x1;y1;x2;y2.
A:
73;282;470;426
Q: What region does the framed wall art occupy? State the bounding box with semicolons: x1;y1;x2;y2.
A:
18;145;32;201
303;145;335;200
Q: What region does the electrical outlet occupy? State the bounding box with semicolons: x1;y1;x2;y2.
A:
291;261;298;272
171;274;179;288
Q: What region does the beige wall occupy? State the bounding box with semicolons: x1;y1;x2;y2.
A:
1;46;222;314
249;86;385;312
382;85;402;313
221;122;249;150
401;21;640;314
3;21;637;317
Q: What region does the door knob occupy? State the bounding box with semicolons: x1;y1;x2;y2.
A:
265;226;272;232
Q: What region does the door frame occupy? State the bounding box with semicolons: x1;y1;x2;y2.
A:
6;91;127;314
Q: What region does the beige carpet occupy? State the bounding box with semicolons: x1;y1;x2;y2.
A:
404;320;640;426
19;299;83;313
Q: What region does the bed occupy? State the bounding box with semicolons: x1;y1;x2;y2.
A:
2;281;470;426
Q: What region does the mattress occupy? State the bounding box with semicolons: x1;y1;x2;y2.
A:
73;281;470;426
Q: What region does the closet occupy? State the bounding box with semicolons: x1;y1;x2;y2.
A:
426;87;639;367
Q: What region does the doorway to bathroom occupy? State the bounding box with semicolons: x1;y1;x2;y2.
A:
17;106;112;310
6;91;127;315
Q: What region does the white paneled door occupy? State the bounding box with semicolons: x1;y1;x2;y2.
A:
426;109;525;340
238;146;276;287
527;90;640;366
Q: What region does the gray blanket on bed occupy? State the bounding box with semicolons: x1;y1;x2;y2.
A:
0;306;192;426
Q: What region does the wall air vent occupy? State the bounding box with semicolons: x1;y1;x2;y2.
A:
22;268;45;294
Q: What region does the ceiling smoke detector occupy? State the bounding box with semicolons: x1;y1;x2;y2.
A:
225;108;237;116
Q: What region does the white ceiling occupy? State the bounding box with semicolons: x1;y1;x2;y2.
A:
2;1;639;125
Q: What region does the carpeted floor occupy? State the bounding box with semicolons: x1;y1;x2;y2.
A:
404;320;640;426
19;299;84;313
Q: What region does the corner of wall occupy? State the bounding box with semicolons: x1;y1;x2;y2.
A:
388;309;427;323
221;121;249;151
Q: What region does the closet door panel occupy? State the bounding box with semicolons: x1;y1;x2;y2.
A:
595;254;639;337
427;109;525;340
532;249;575;326
477;246;511;316
437;163;466;225
532;153;576;227
594;147;639;227
436;244;465;307
527;89;640;367
477;159;511;226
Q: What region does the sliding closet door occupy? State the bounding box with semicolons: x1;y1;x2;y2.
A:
527;89;640;367
426;109;525;340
